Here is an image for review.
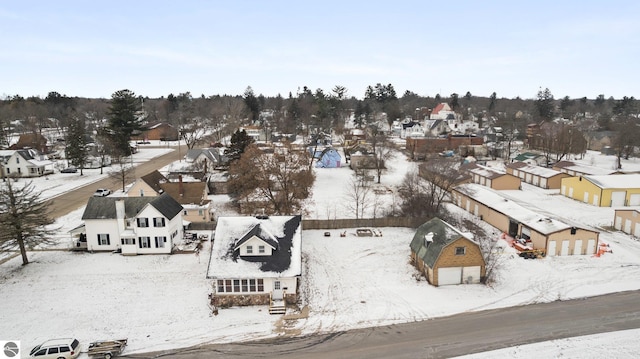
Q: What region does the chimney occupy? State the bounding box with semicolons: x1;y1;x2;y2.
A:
115;199;126;230
178;175;184;197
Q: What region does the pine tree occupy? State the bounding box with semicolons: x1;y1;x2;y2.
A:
225;129;254;162
66;117;88;175
106;89;146;157
0;178;55;265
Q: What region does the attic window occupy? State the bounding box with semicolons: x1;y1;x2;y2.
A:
455;247;466;255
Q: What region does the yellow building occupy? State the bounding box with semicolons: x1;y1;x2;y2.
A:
561;174;640;207
614;209;640;237
452;184;599;256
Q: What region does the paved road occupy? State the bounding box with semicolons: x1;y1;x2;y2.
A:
45;148;180;218
122;290;640;359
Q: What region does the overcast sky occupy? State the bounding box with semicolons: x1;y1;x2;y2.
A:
1;1;638;100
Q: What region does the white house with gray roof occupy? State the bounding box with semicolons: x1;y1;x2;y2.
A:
2;149;54;178
80;193;184;255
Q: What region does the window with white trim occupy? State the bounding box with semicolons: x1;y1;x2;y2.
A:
98;233;110;245
139;236;151;248
455;246;466;255
121;237;135;245
246;245;253;254
155;236;166;248
153;217;165;227
258;245;265;254
137;218;149;227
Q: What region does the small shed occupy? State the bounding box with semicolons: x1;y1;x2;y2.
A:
410;217;485;286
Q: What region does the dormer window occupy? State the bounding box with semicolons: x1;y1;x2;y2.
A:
259;245;265;254
246;245;253;254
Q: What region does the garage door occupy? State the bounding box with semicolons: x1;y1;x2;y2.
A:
611;191;626;207
573;240;582;255
615;216;623;230
630;194;640;206
438;267;462;286
462;266;481;284
561;240;570;256
540;178;547;188
547;240;557;256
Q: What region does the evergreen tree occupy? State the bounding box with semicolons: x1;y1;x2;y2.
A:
106;89;146;157
225;129;254;162
243;86;261;123
0;178;55;265
535;87;555;122
66;117;88;175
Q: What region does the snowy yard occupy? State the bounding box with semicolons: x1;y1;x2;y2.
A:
2;149;640;357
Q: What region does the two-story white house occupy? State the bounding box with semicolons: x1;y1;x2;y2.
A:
207;215;302;314
80;193;184;255
2;149;54;178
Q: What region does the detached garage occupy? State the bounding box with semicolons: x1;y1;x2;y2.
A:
614;209;640;238
410;217;486;286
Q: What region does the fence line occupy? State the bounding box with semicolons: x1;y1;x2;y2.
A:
301;217;427;230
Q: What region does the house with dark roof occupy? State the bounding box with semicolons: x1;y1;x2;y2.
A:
2;149;54;177
9;133;48;153
80;193;184;255
410;217;485;286
128;171;212;223
128;170;169;197
132;122;179;141
207;215;302;314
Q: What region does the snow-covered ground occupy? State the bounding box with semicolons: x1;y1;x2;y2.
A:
1;149;640;357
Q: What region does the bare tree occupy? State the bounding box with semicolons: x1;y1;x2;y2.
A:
180;119;208;150
398;158;459;218
228;142;315;215
109;158;135;193
0;177;56;265
369;131;394;183
343;172;372;219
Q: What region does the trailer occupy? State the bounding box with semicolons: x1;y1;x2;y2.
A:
87;339;127;359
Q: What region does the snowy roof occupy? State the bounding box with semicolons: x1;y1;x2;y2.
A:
584;174;640;189
554;161;616;176
468;164;508;179
454;184;595;235
207;215;302;279
507;163;566;178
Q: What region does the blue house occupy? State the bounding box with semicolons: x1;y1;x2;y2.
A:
315;147;341;168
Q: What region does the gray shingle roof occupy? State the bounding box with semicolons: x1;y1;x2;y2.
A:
82;193;182;220
410;217;469;268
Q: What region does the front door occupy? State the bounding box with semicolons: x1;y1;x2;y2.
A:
272;280;283;300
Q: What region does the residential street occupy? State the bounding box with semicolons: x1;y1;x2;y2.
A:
44;148;180;218
121;290;640;359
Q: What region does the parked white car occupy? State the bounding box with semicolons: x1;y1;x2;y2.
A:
93;188;111;197
29;338;81;358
